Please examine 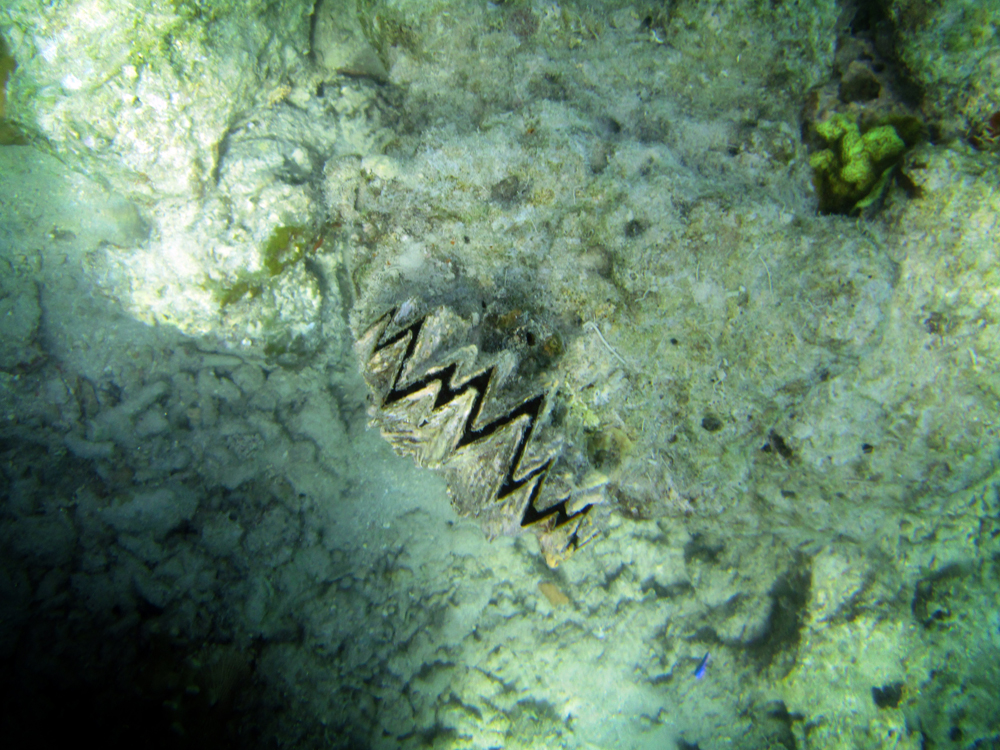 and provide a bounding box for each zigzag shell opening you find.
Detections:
[355,300,610,567]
